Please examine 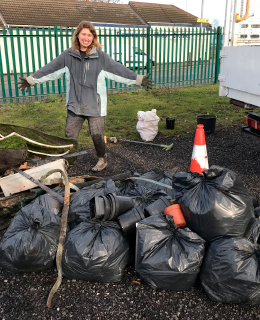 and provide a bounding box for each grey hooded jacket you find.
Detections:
[26,47,144,117]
